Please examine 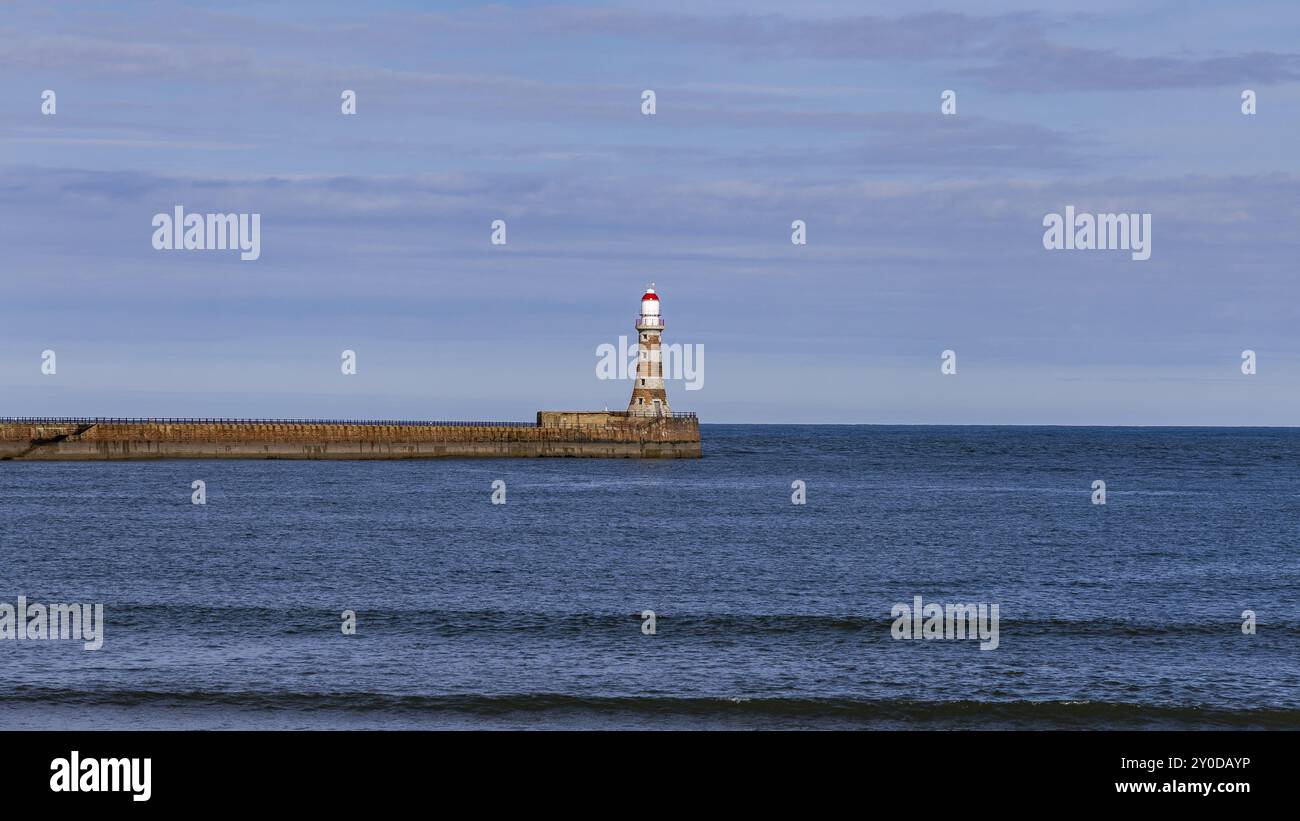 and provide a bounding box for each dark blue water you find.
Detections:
[1,426,1297,729]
